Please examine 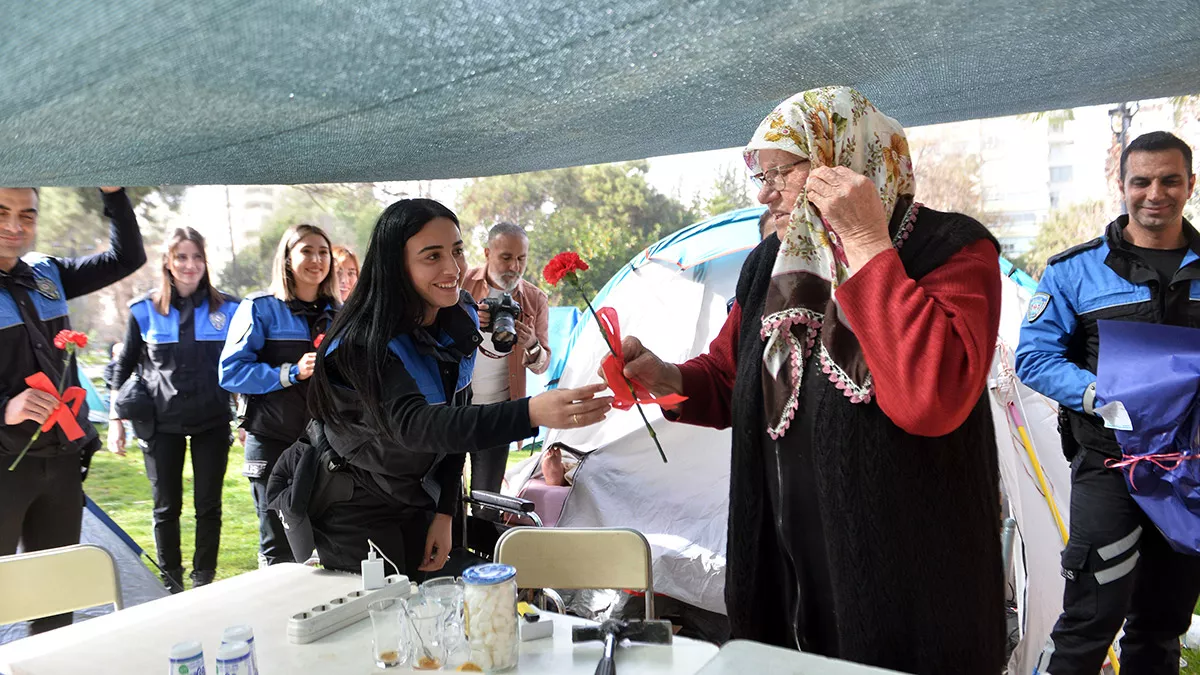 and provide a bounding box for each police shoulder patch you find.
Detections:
[209,311,228,331]
[1027,292,1051,322]
[34,276,61,301]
